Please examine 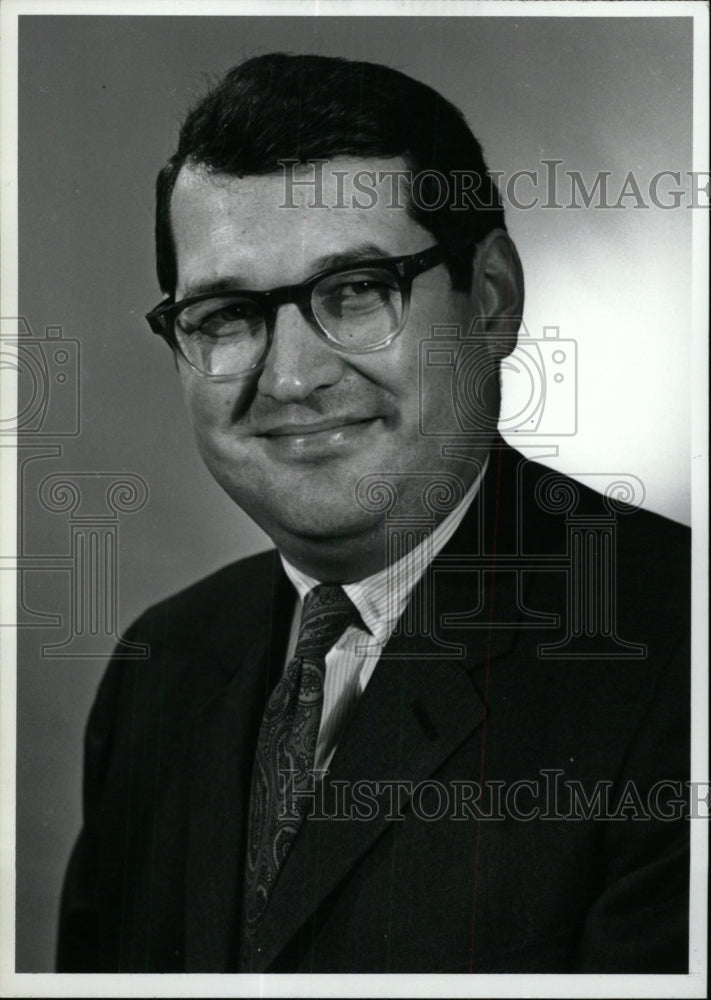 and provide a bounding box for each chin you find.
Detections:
[218,475,369,539]
[270,505,375,545]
